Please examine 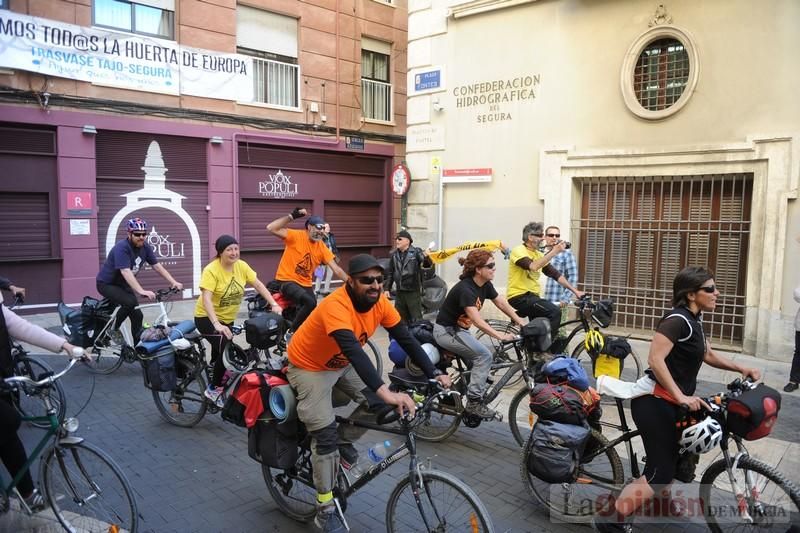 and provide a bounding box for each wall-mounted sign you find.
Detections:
[391,164,411,196]
[442,168,493,183]
[66,191,93,216]
[258,170,298,199]
[430,156,442,178]
[453,74,540,124]
[408,65,446,96]
[345,136,365,151]
[407,125,445,152]
[69,219,90,235]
